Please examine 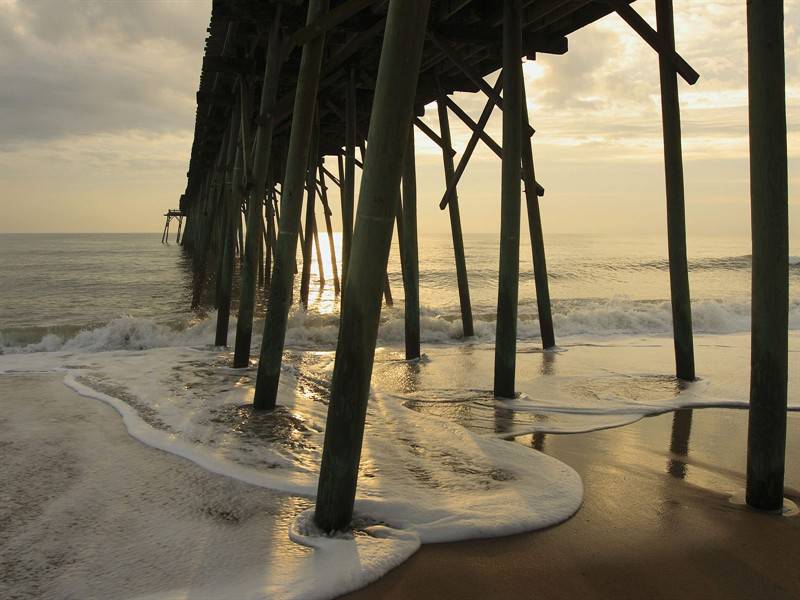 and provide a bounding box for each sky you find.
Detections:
[0,0,797,240]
